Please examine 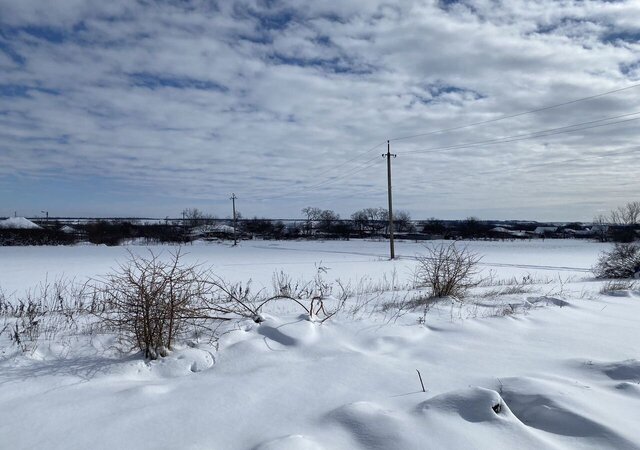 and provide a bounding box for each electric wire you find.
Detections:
[402,112,640,155]
[390,82,640,142]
